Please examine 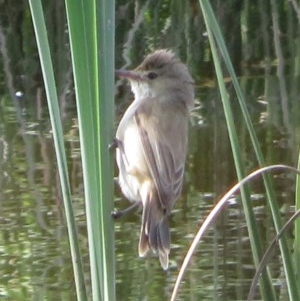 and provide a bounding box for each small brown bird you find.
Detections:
[115,49,194,269]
